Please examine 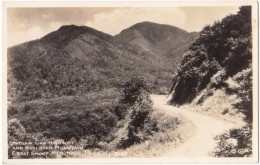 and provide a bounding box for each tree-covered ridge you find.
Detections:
[170,6,252,111]
[7,24,177,102]
[114,21,199,67]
